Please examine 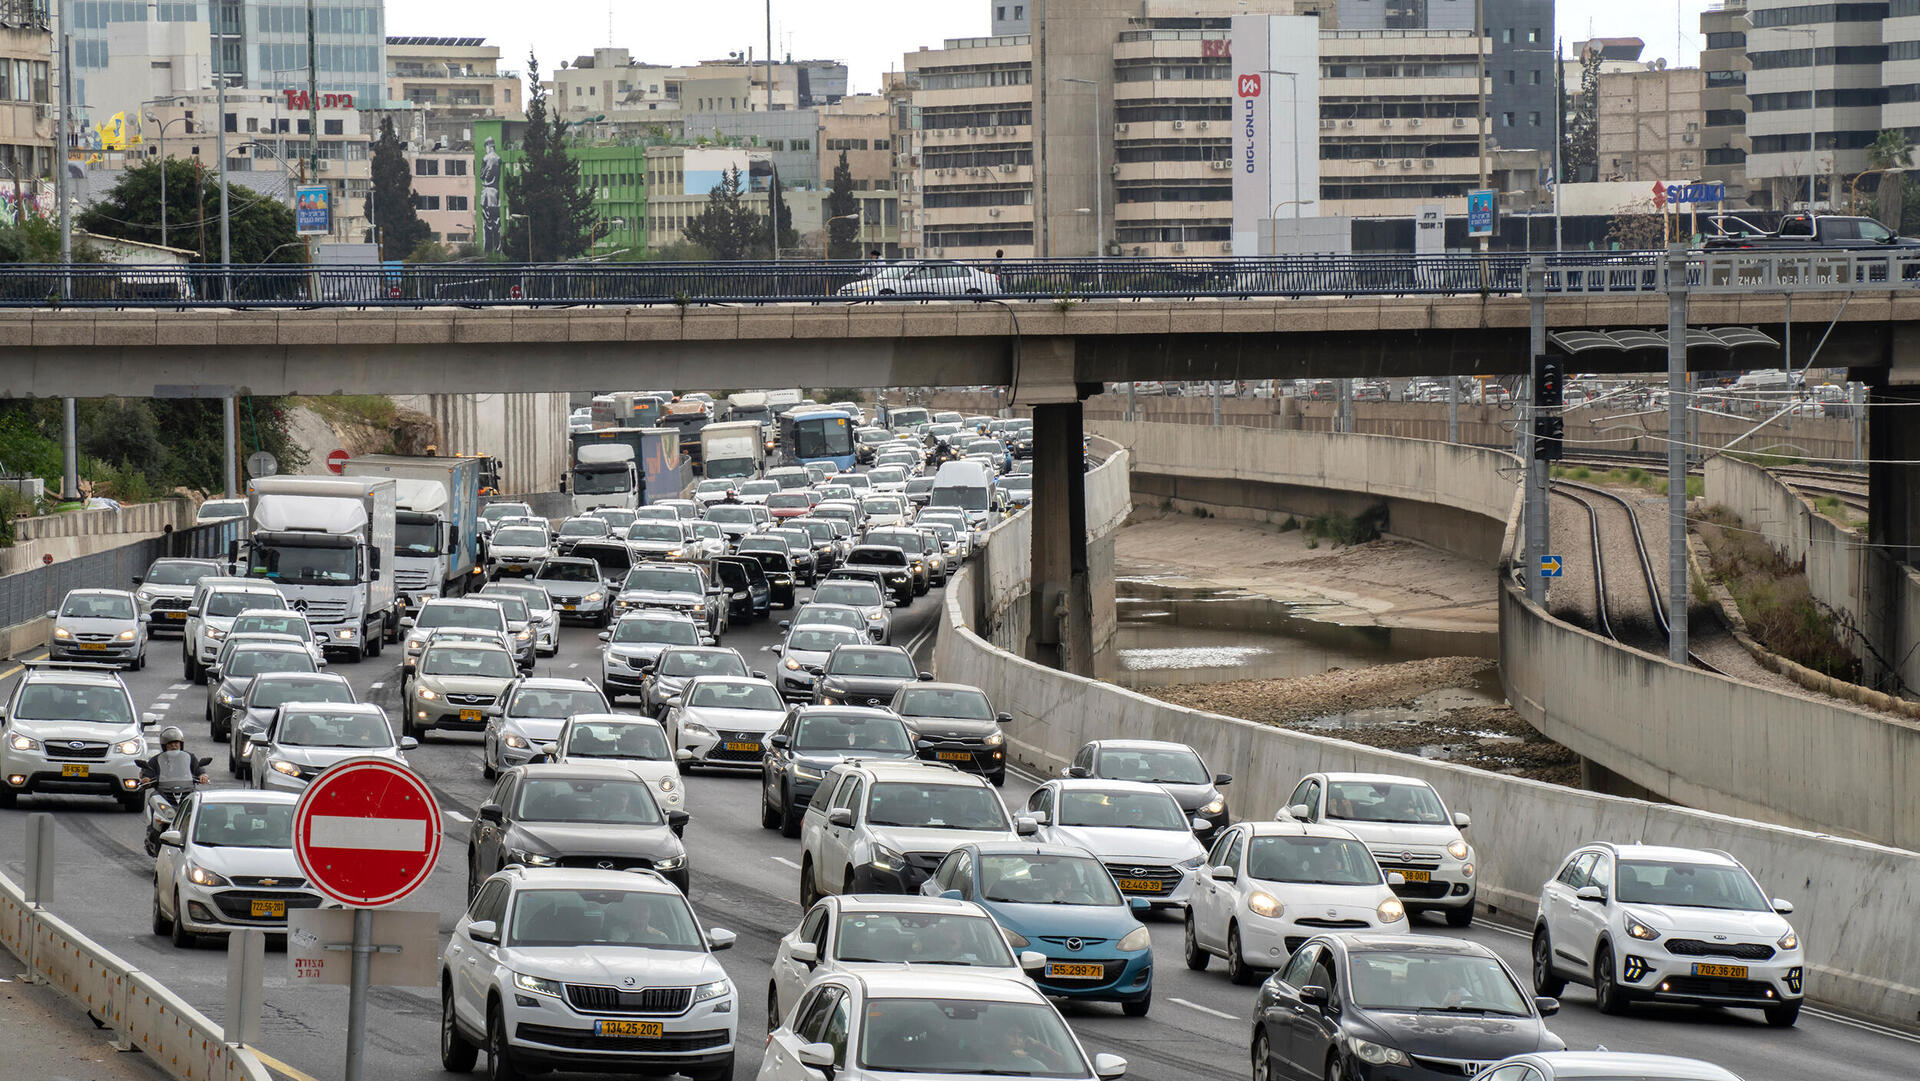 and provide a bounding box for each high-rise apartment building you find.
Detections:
[1743,0,1885,208]
[1337,0,1553,153]
[0,0,53,187]
[1700,2,1752,202]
